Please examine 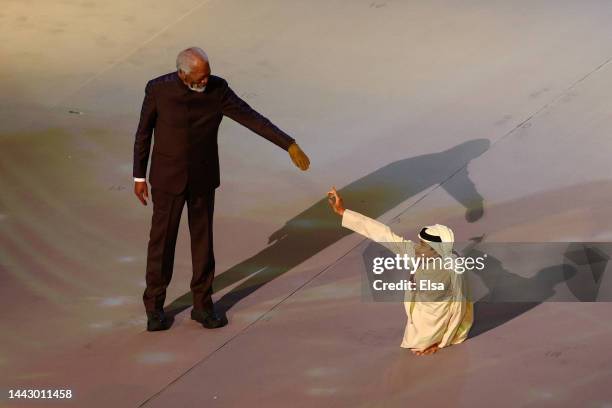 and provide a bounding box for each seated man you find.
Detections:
[327,187,473,355]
